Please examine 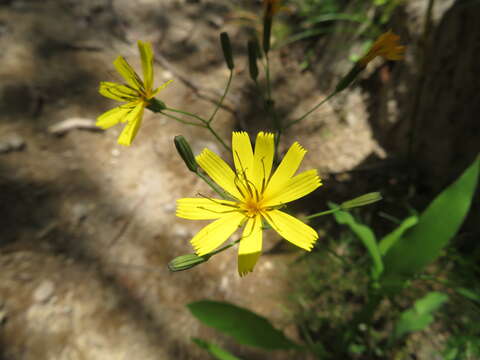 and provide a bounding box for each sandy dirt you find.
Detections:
[0,1,384,359]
